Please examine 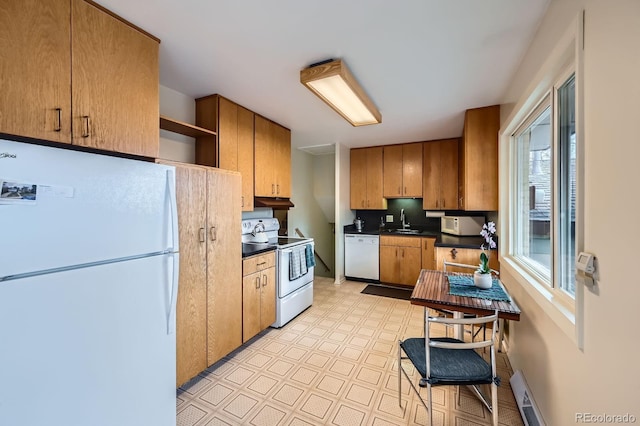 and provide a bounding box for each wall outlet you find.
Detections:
[386,215,394,222]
